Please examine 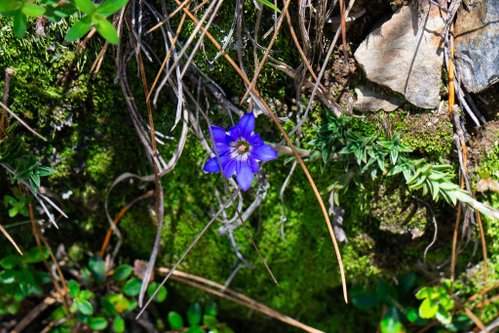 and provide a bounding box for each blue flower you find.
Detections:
[203,113,278,191]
